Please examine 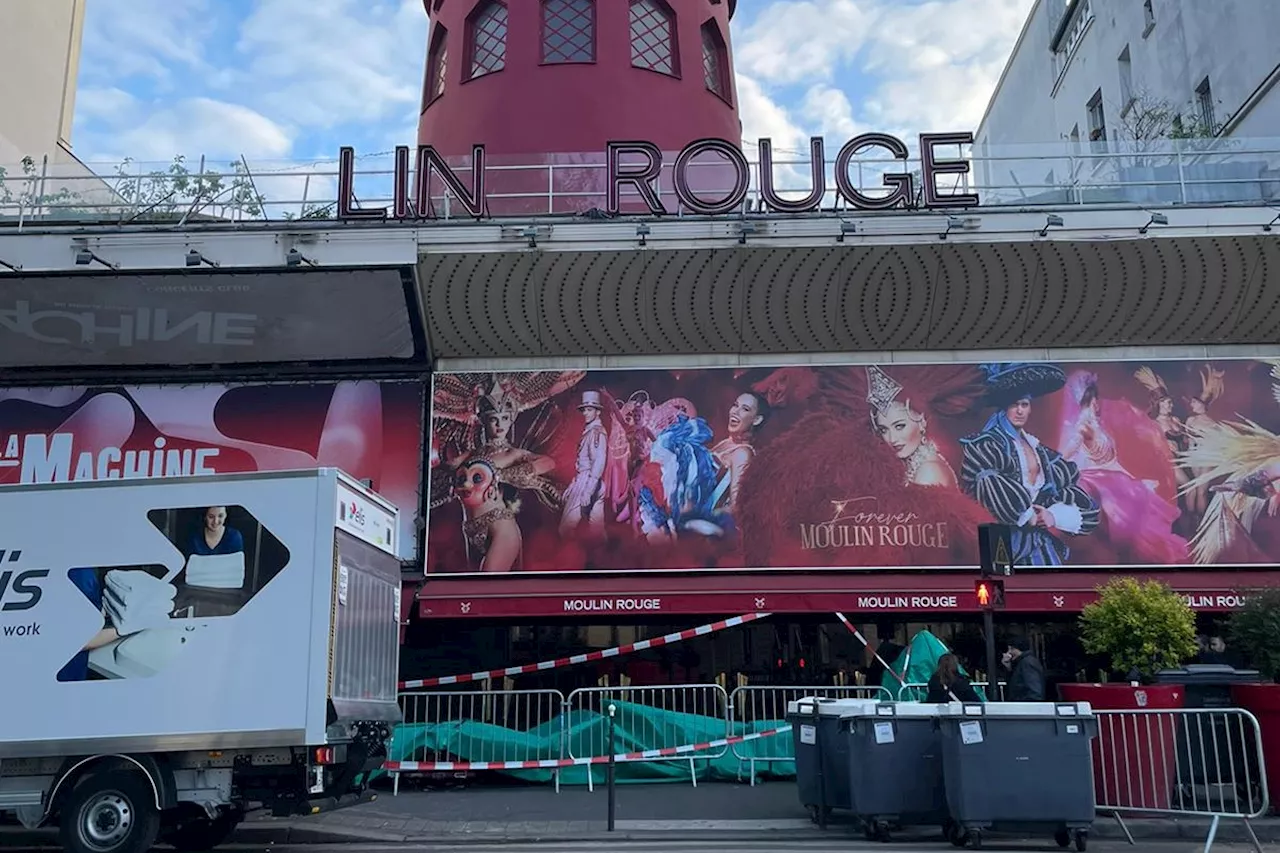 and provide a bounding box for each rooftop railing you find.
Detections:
[1,136,1277,227]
